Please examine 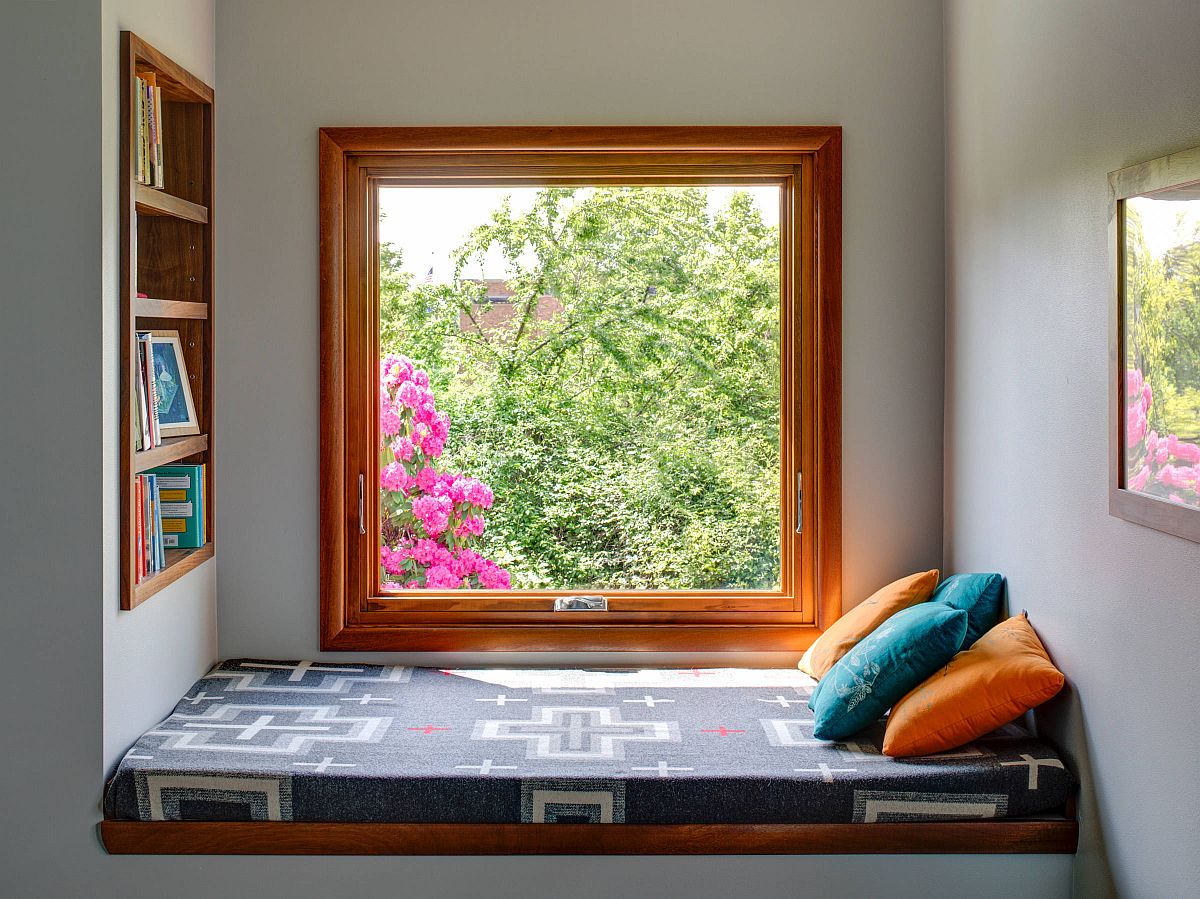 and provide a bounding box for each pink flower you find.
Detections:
[1156,465,1199,491]
[424,564,461,590]
[1141,381,1153,411]
[416,466,440,492]
[380,545,410,576]
[391,435,415,461]
[380,462,413,494]
[397,381,424,410]
[379,404,403,438]
[1126,368,1143,398]
[1128,464,1151,492]
[463,478,494,509]
[376,356,510,592]
[453,549,481,578]
[431,412,450,441]
[1168,435,1200,464]
[412,494,452,536]
[477,560,511,590]
[411,538,439,566]
[455,516,486,538]
[1126,403,1147,446]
